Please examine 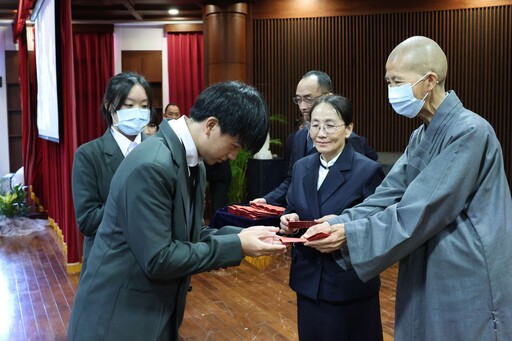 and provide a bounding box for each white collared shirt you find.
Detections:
[110,127,142,157]
[317,151,342,190]
[167,116,200,168]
